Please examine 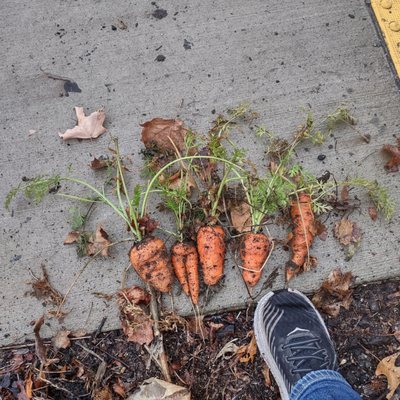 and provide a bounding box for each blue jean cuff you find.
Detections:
[290,370,358,400]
